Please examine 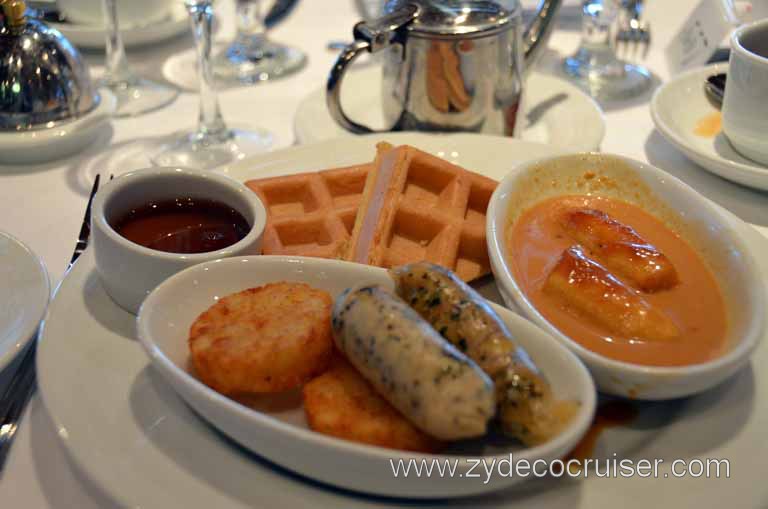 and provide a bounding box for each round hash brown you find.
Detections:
[189,282,333,395]
[302,354,442,453]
